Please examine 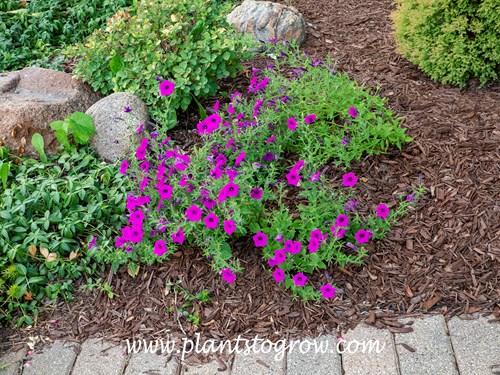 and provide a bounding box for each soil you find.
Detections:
[2,0,499,355]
